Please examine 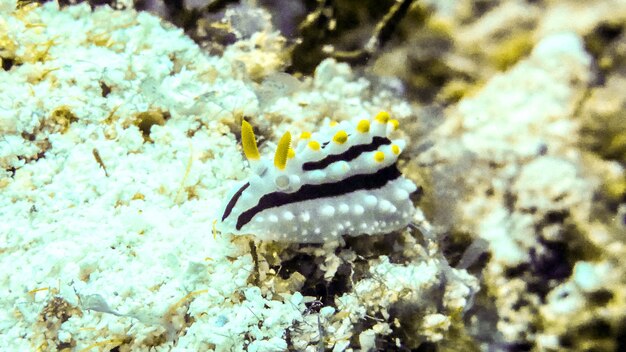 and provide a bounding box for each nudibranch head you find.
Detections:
[218,112,418,243]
